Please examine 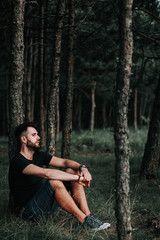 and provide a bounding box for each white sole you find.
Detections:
[93,223,111,231]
